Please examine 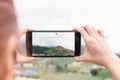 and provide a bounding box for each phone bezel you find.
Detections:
[26,30,81,57]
